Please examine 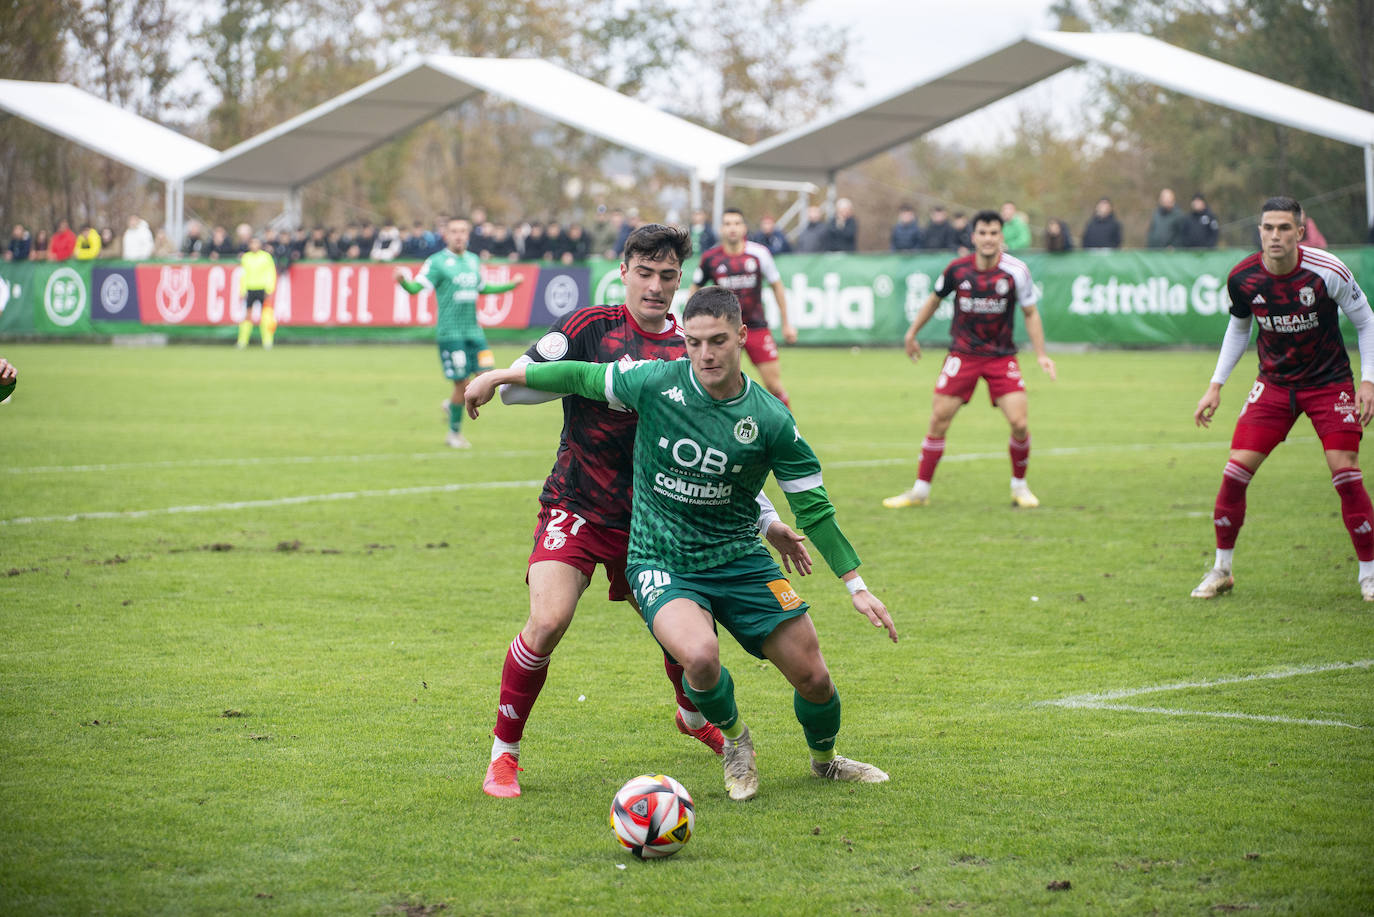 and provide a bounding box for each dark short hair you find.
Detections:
[1261,196,1302,220]
[622,223,692,265]
[683,286,741,326]
[723,207,744,218]
[972,209,1003,230]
